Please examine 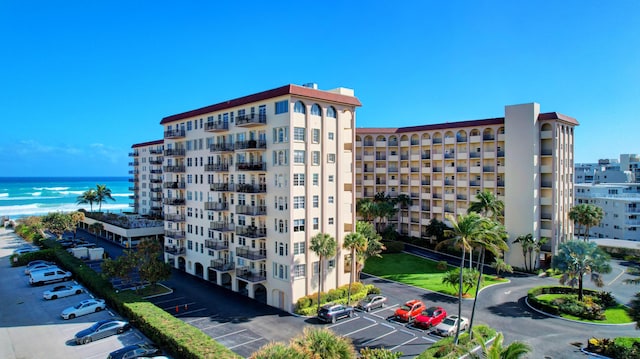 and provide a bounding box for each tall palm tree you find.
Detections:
[437,212,485,345]
[355,221,385,280]
[76,189,97,213]
[95,184,115,213]
[513,234,534,271]
[479,332,532,359]
[310,232,337,313]
[569,203,604,240]
[467,189,504,221]
[356,198,376,223]
[343,232,367,304]
[551,240,612,301]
